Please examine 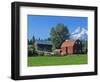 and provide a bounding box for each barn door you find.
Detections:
[66,47,68,54]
